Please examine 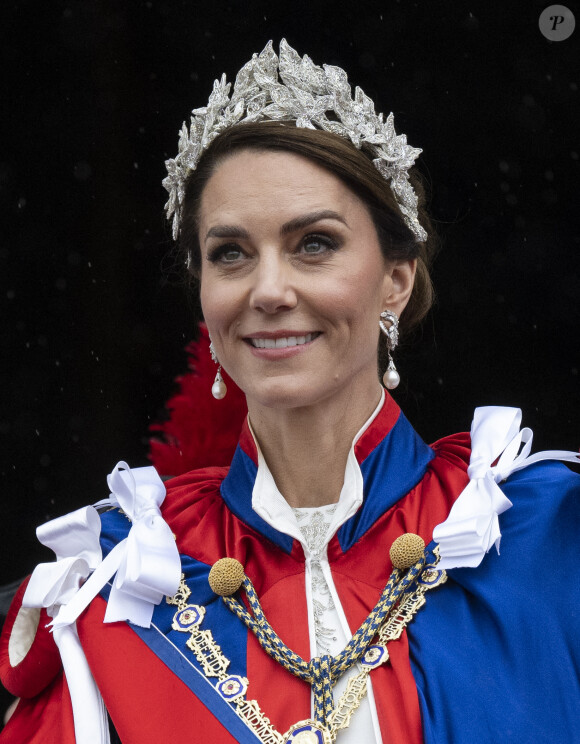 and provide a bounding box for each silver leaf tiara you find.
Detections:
[163,39,427,243]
